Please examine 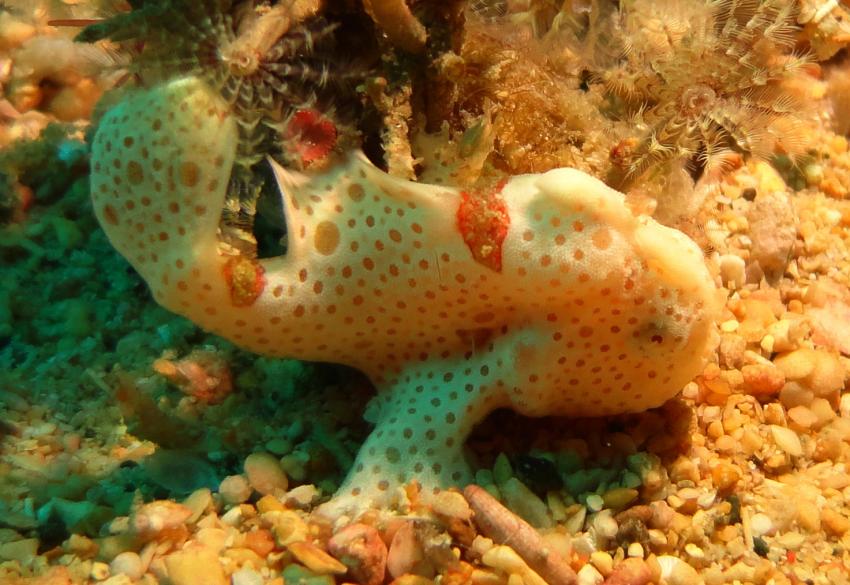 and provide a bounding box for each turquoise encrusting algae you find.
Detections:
[2,1,850,584]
